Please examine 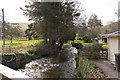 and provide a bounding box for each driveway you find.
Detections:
[92,59,120,78]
